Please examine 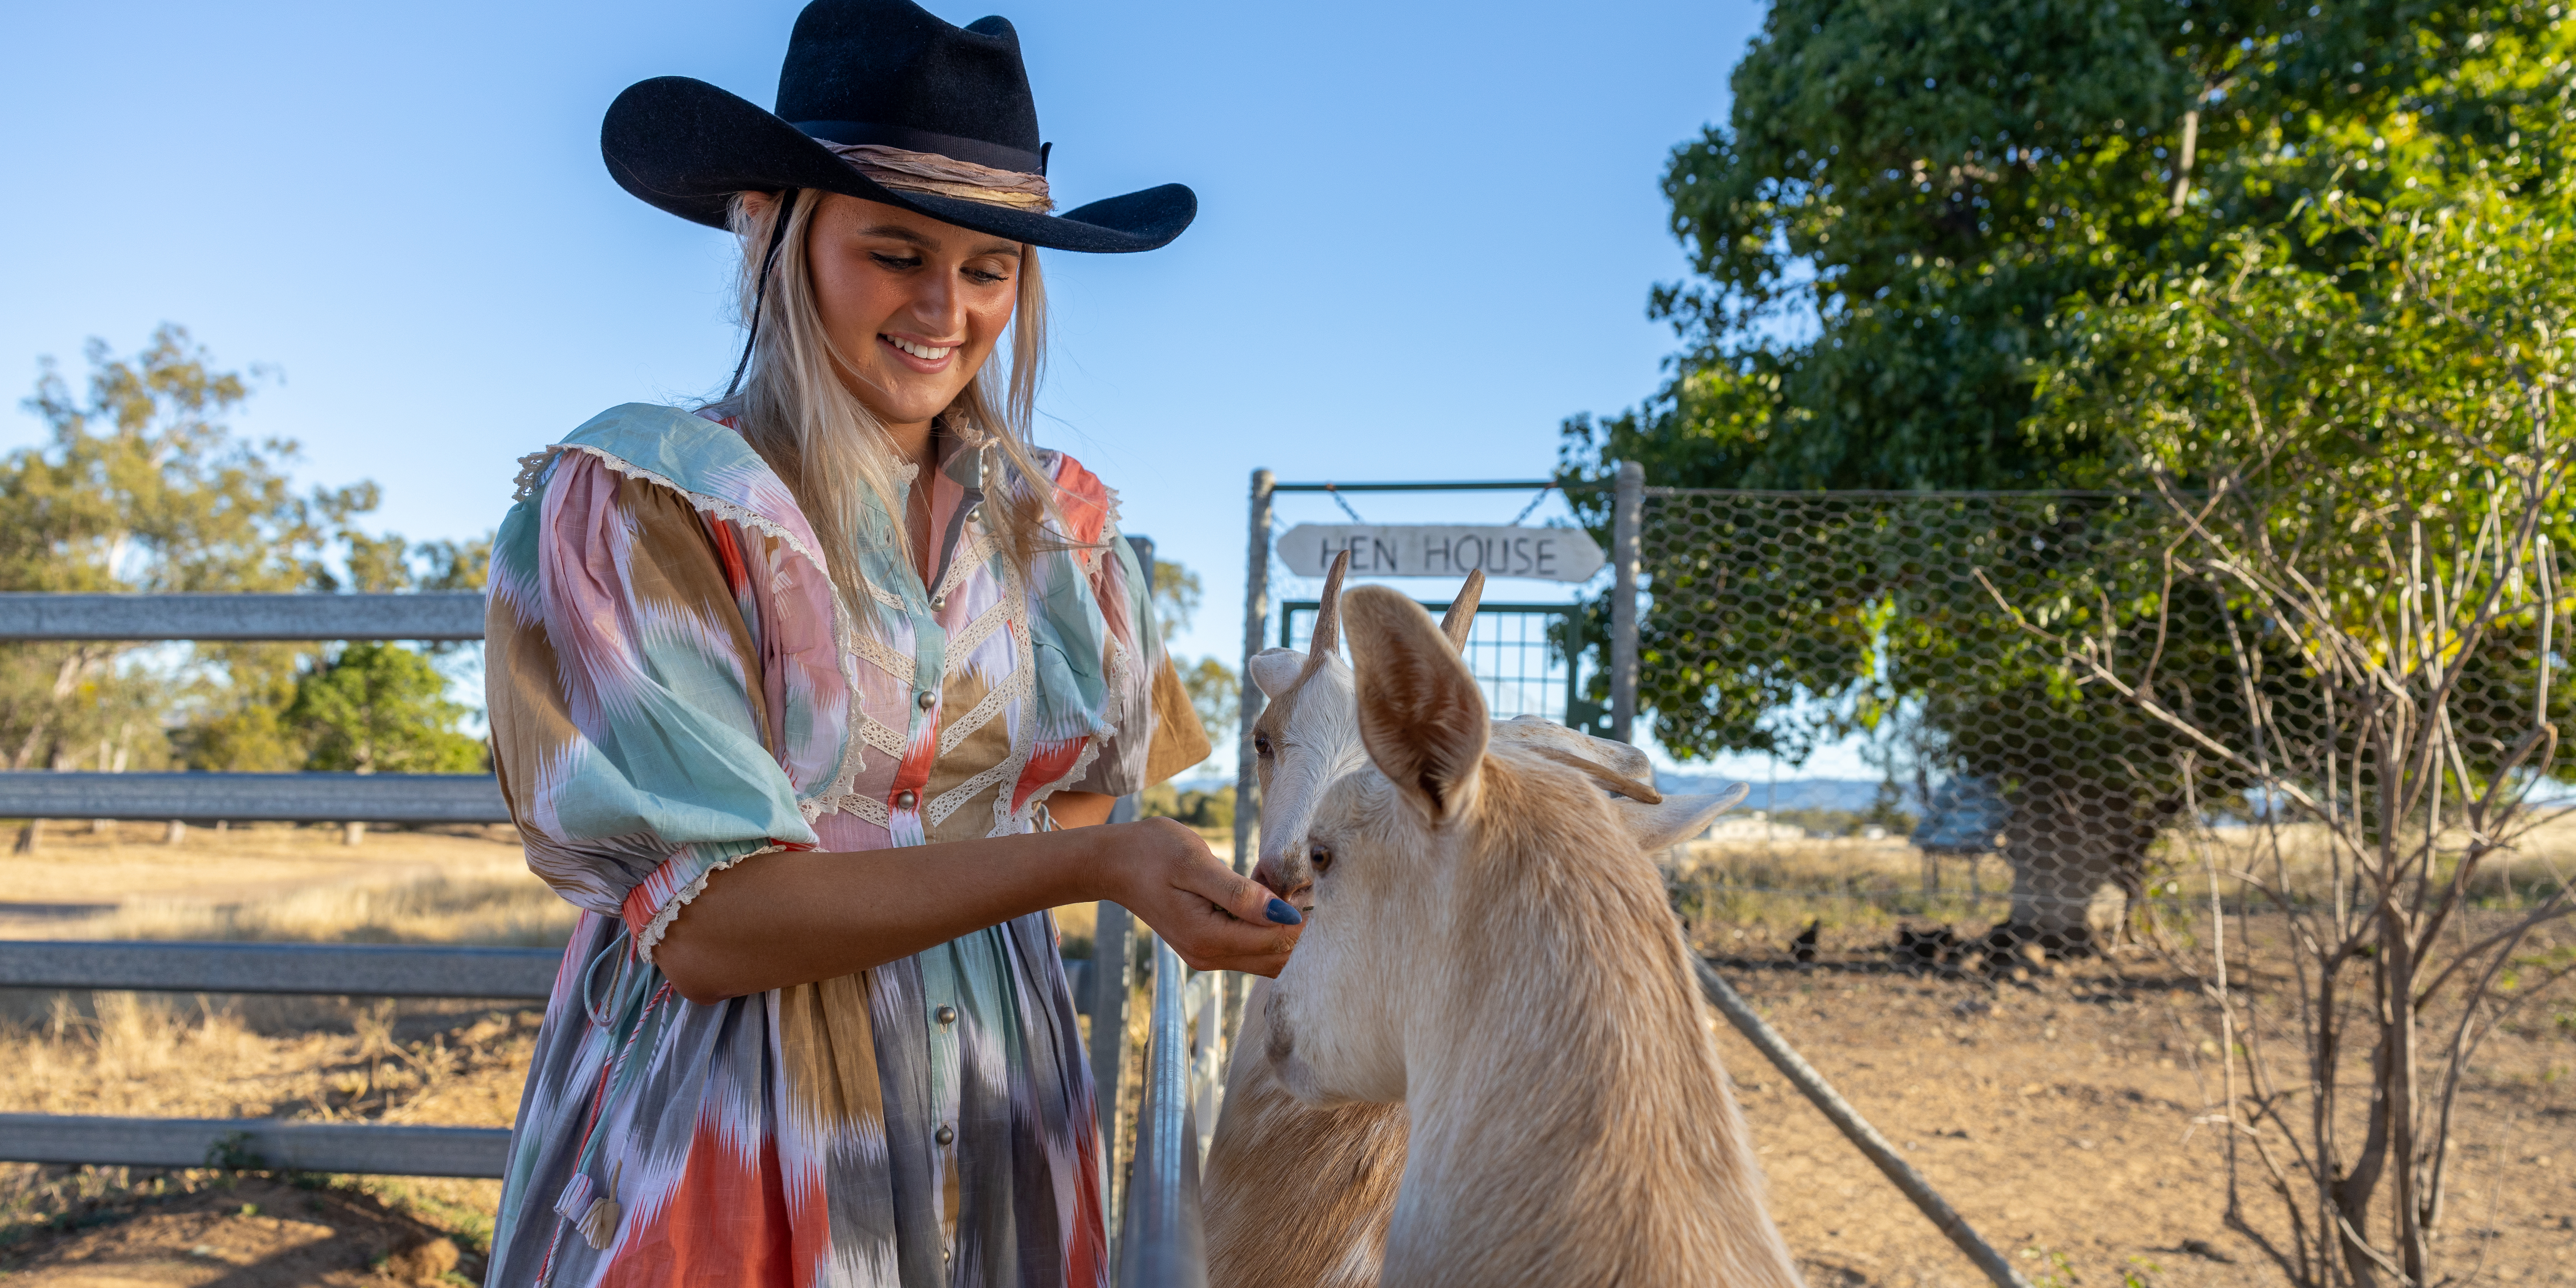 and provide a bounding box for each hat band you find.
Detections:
[792,121,1044,175]
[821,141,1055,214]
